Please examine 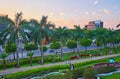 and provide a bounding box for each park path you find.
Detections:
[0,54,120,75]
